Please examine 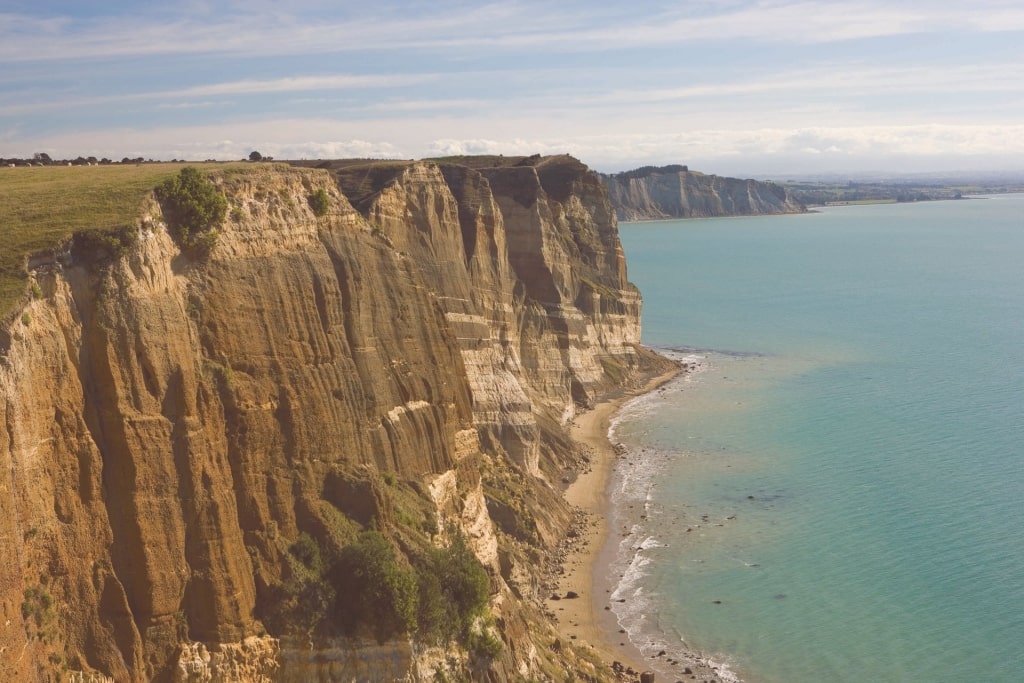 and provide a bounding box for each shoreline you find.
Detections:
[552,361,736,682]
